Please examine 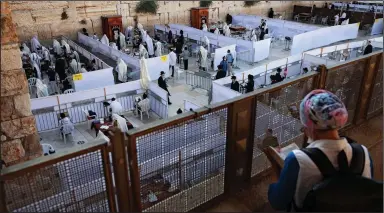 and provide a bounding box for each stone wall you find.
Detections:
[1,2,42,166]
[9,1,327,42]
